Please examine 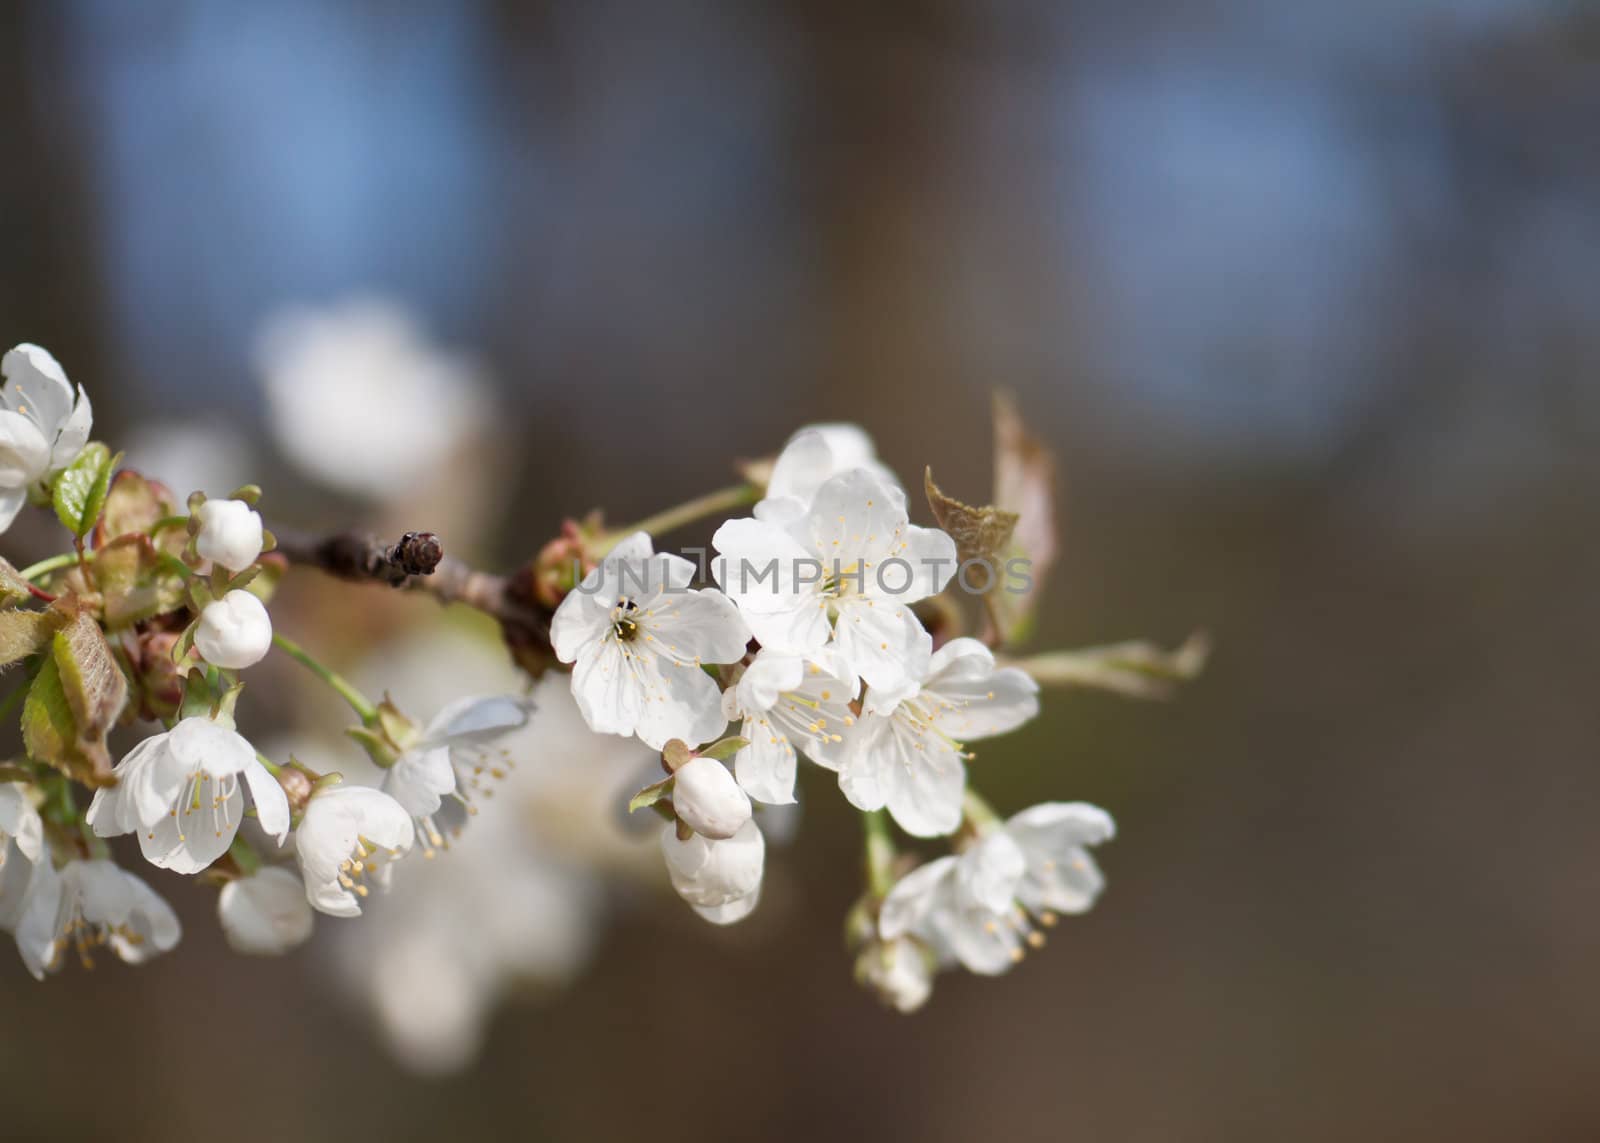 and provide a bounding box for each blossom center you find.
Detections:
[611,596,643,642]
[337,835,398,899]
